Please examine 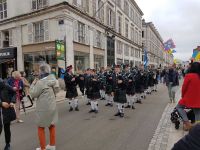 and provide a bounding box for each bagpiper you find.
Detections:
[98,67,106,100]
[87,69,101,113]
[125,69,136,109]
[64,65,79,112]
[105,67,114,107]
[84,68,92,105]
[112,65,127,118]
